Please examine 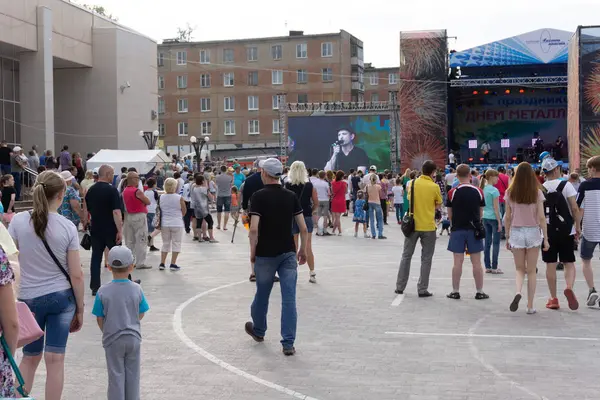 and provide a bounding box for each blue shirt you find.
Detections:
[58,185,81,226]
[482,184,500,220]
[233,172,246,189]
